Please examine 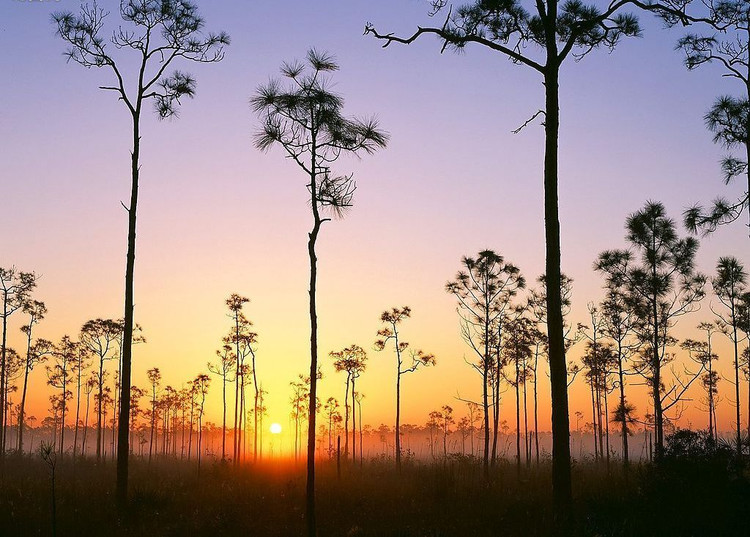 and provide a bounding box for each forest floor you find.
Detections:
[0,450,748,537]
